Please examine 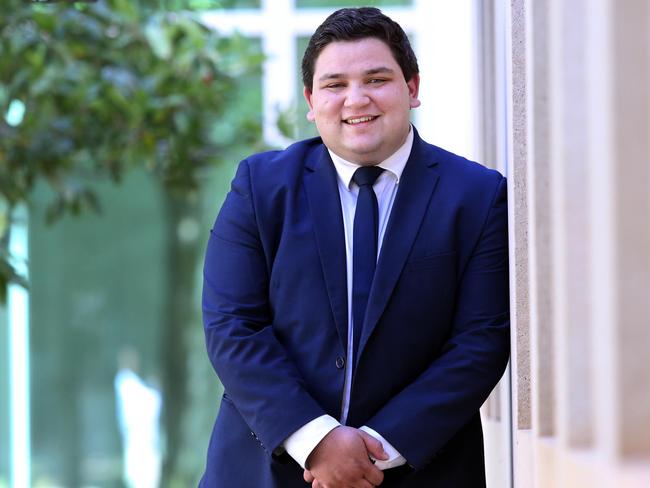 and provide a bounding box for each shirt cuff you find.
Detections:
[283,415,340,469]
[359,425,407,470]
